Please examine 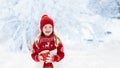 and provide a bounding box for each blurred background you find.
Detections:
[0,0,120,68]
[0,0,120,52]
